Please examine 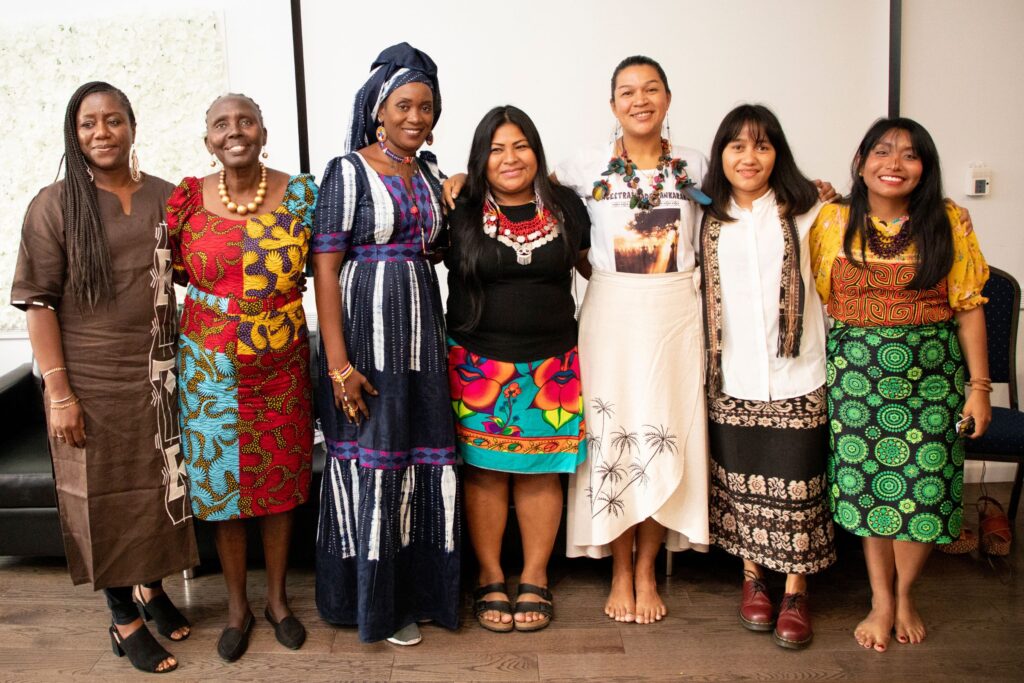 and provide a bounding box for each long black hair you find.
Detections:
[702,104,817,222]
[610,55,671,101]
[843,117,951,290]
[450,105,575,332]
[61,81,136,309]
